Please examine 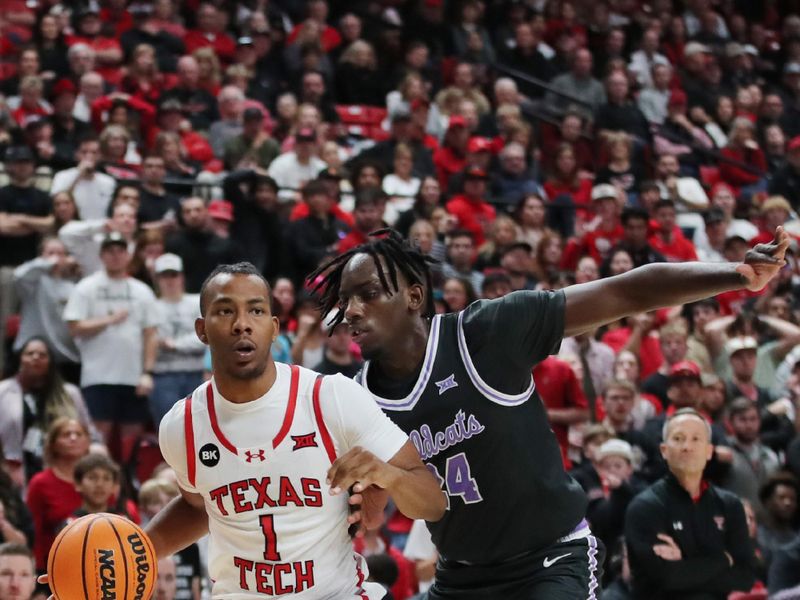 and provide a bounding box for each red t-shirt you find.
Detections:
[26,469,82,570]
[66,35,124,85]
[533,356,588,469]
[183,30,236,64]
[338,229,369,254]
[648,228,698,262]
[445,195,496,247]
[433,146,467,190]
[290,203,356,228]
